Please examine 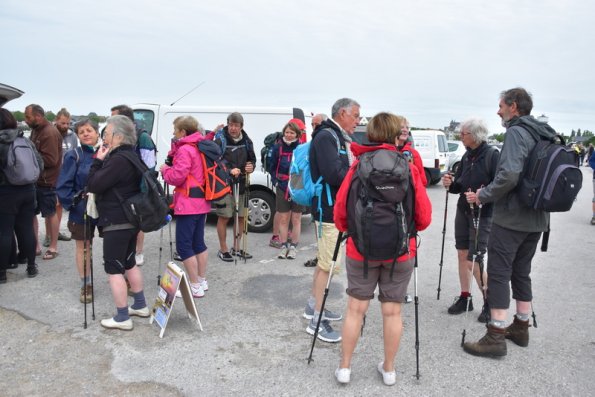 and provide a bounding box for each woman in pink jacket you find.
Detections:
[160,116,211,298]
